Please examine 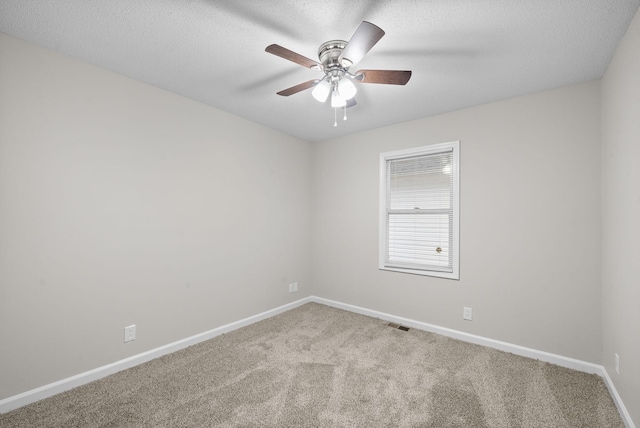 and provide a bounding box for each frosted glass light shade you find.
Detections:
[331,89,346,108]
[312,79,331,102]
[338,78,357,100]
